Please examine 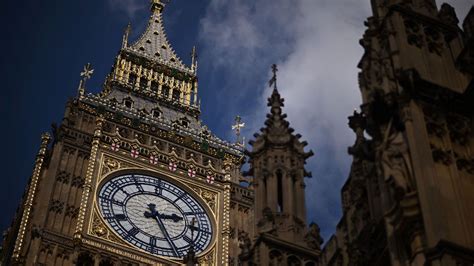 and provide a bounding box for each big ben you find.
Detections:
[1,0,247,264]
